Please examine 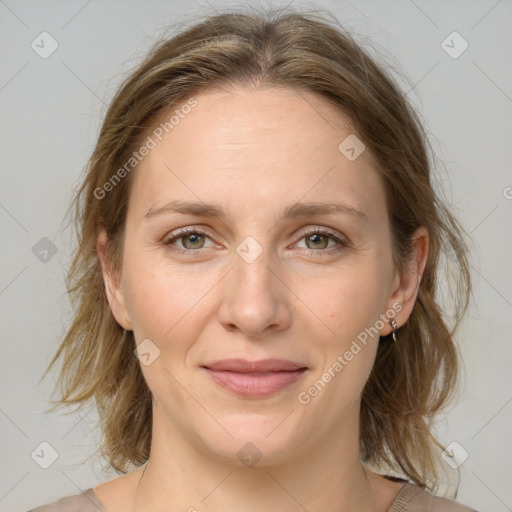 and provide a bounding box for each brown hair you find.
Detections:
[41,5,471,491]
